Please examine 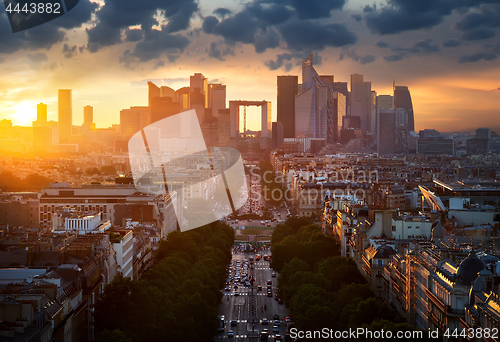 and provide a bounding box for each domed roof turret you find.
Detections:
[456,250,486,286]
